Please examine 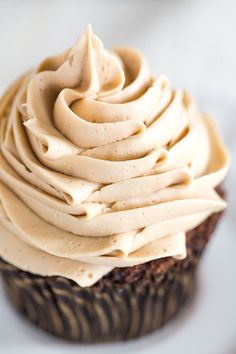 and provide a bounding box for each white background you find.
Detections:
[0,1,235,353]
